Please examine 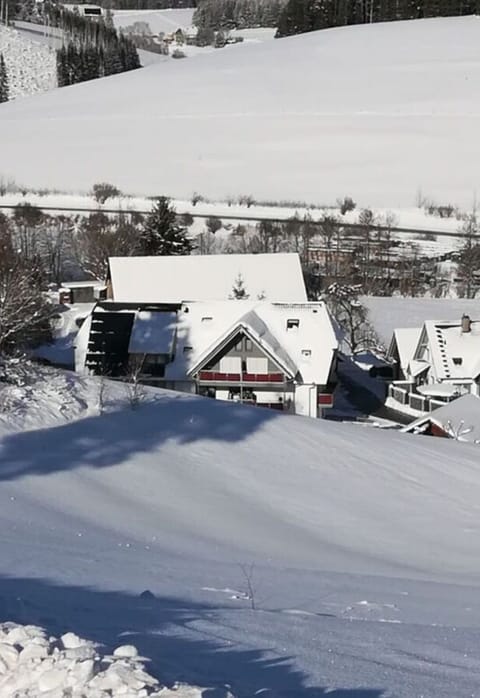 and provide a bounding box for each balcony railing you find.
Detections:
[198,371,284,383]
